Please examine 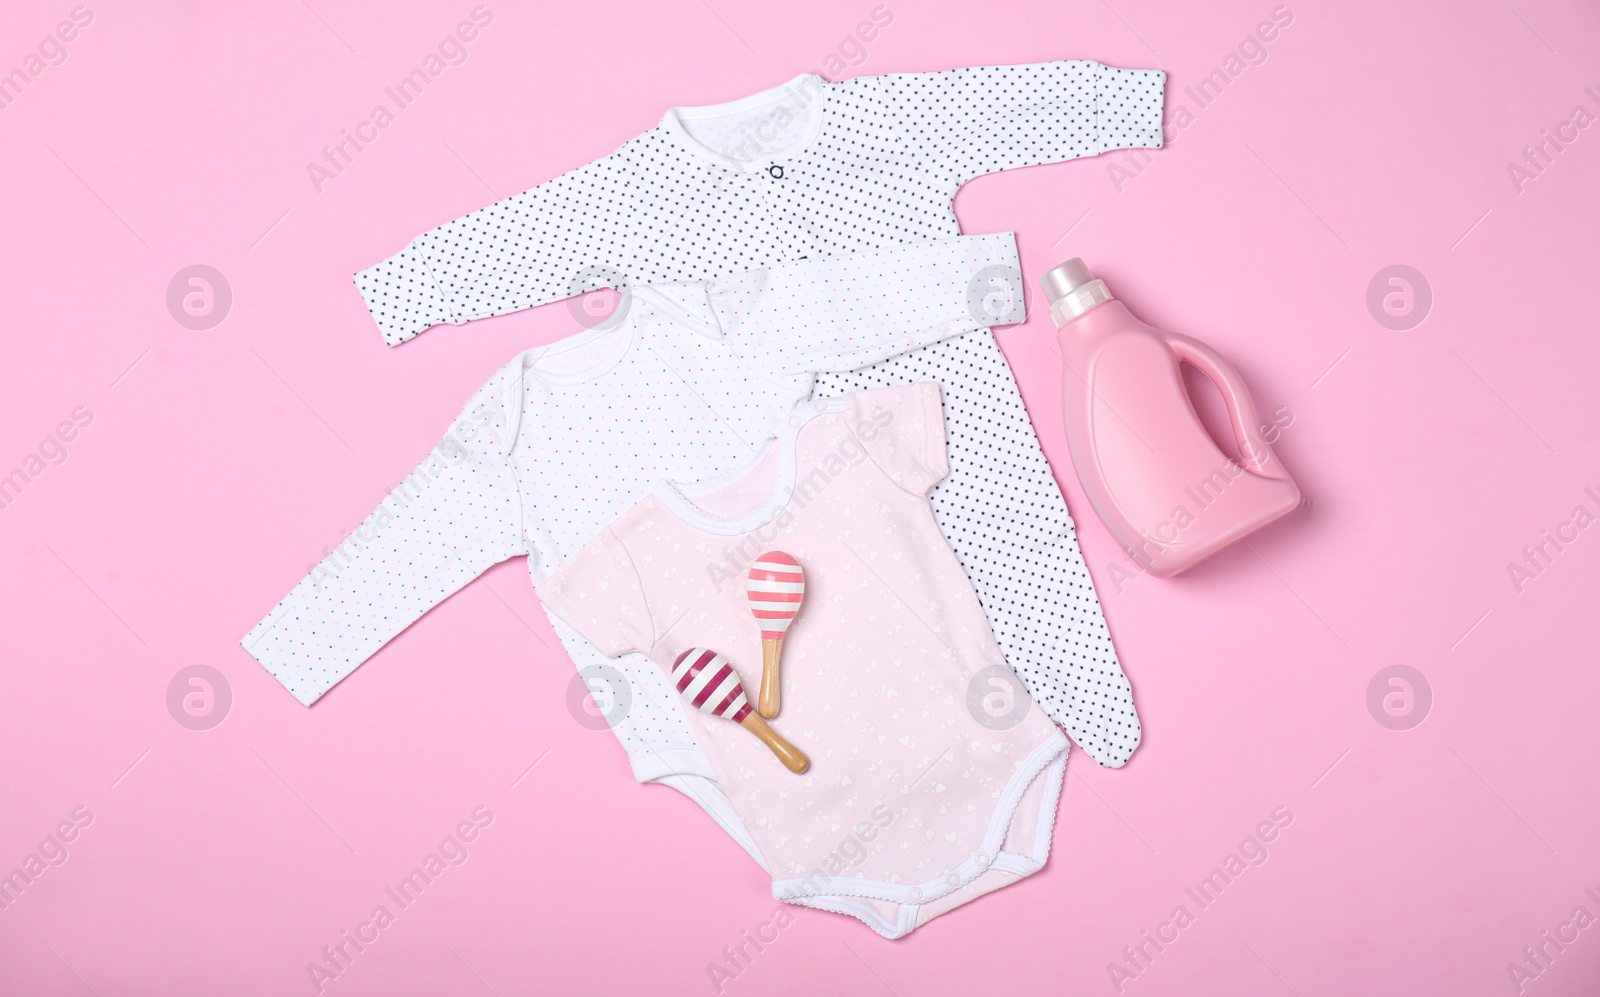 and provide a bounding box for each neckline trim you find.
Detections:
[520,300,636,386]
[660,74,828,172]
[654,398,843,534]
